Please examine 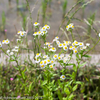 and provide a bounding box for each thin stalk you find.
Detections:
[56,0,83,36]
[83,38,100,55]
[70,30,74,42]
